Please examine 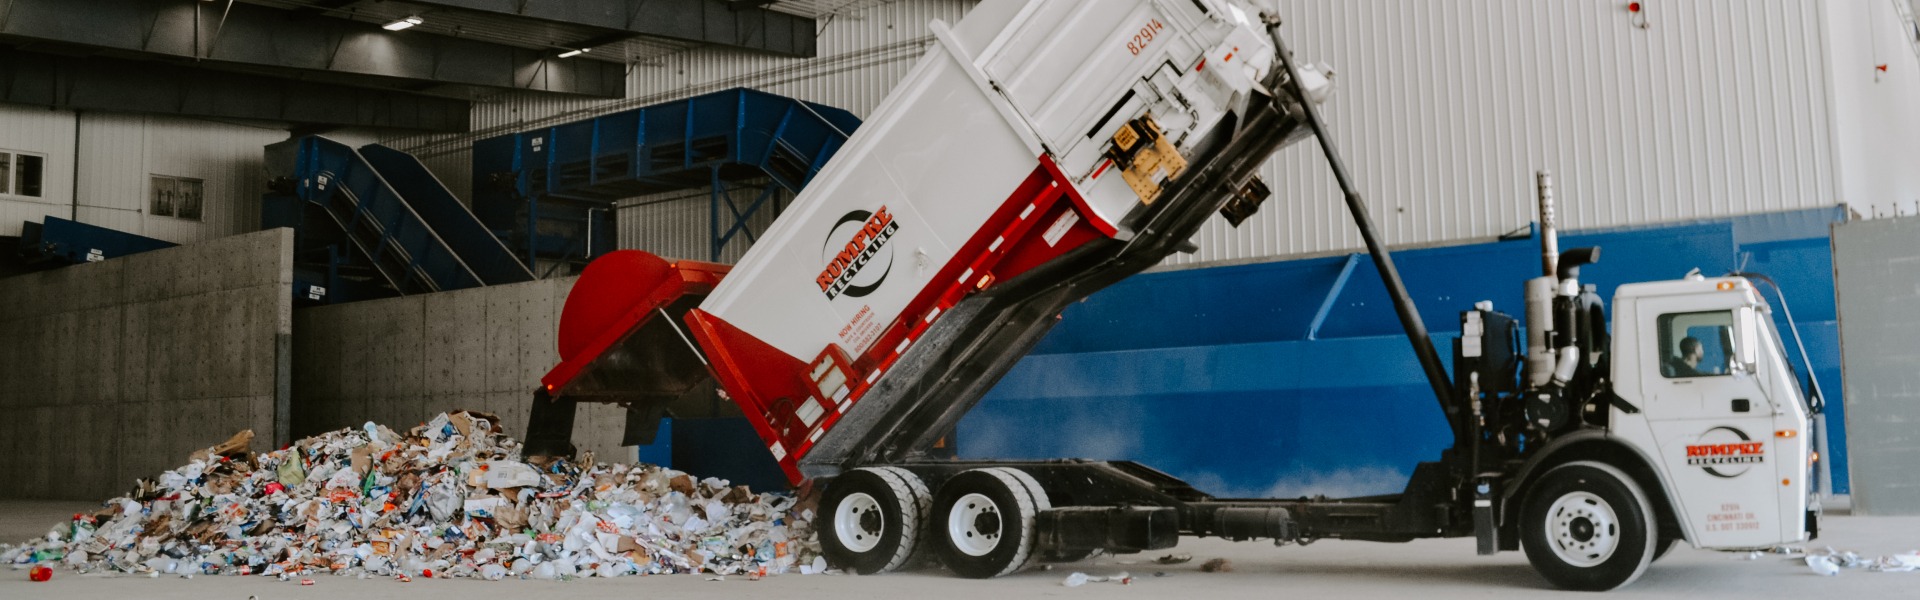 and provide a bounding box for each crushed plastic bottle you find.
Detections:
[1878,552,1920,573]
[1807,555,1840,576]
